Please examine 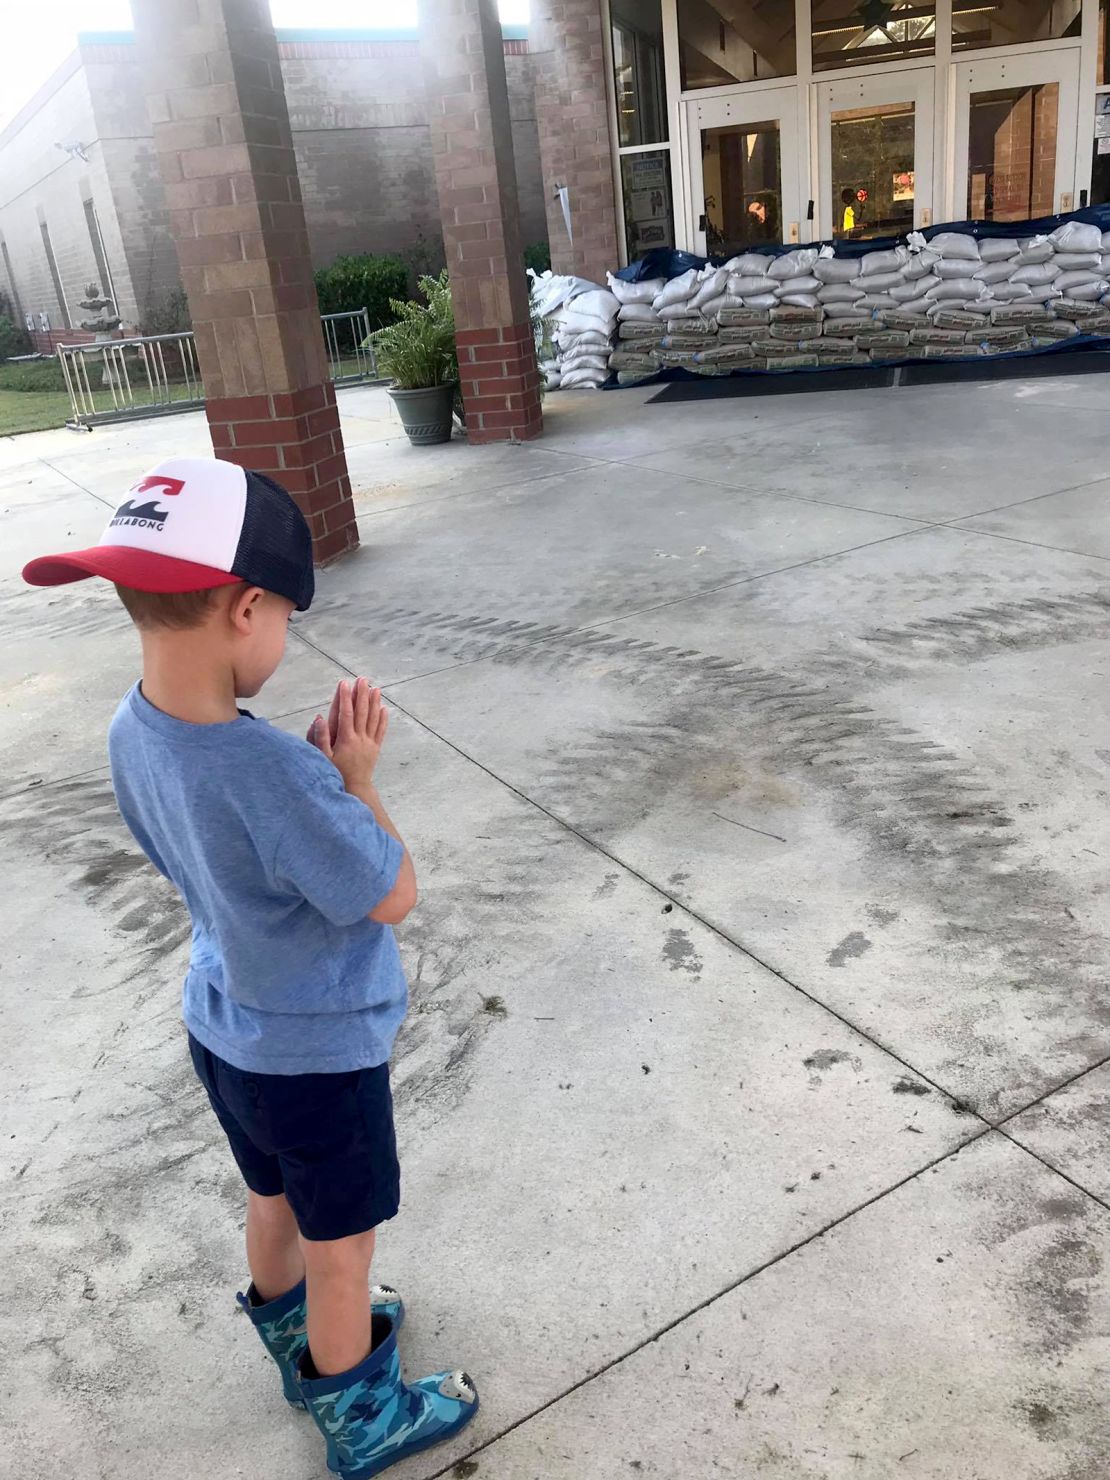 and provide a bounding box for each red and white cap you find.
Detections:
[22,456,314,610]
